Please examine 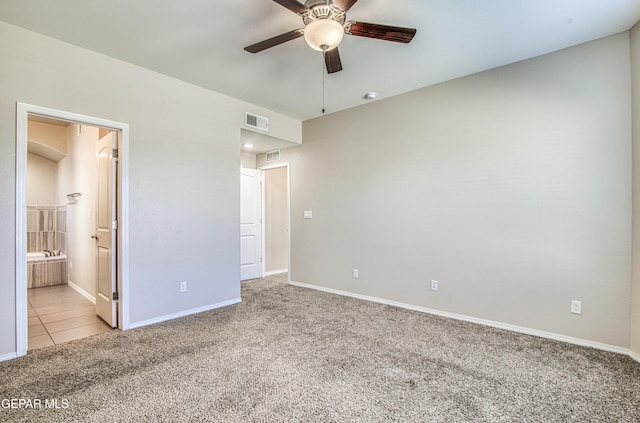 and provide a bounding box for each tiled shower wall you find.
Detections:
[27,205,68,288]
[27,205,67,252]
